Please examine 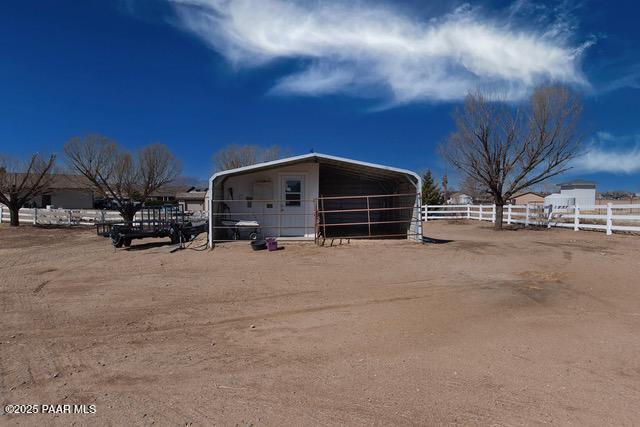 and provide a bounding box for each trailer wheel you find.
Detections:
[249,232,258,240]
[112,235,124,248]
[169,227,180,244]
